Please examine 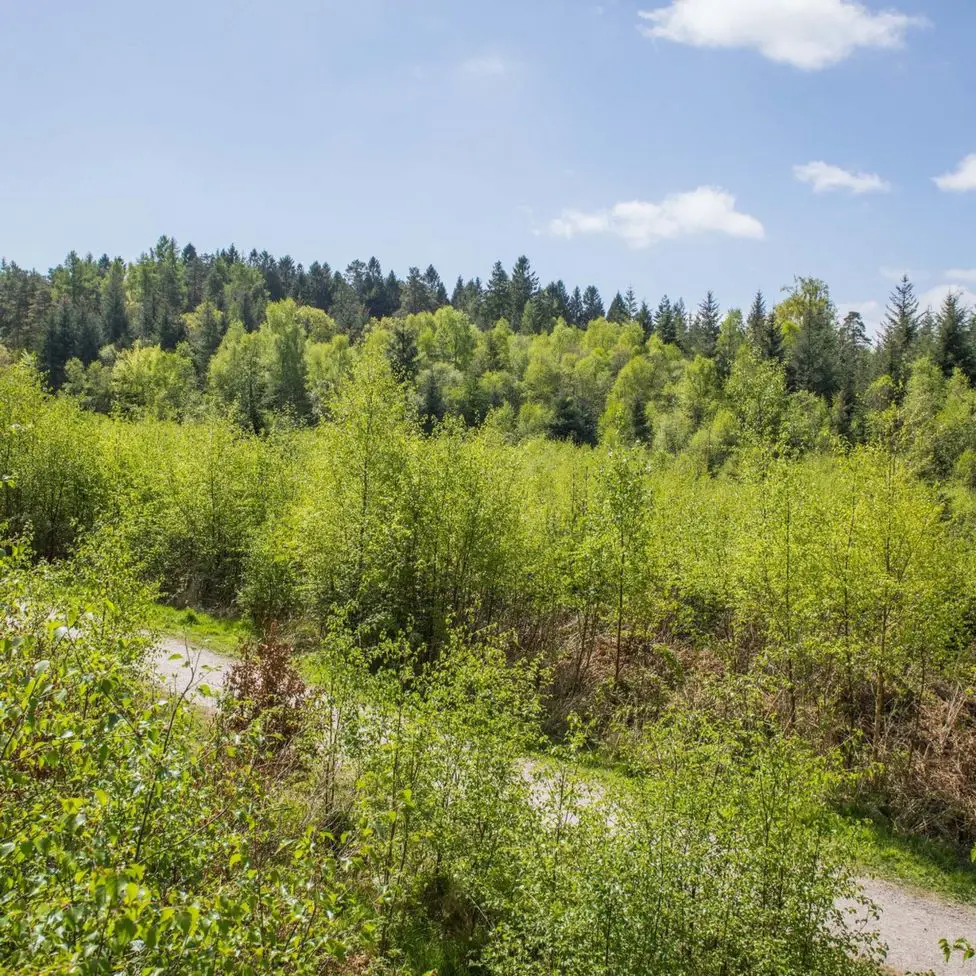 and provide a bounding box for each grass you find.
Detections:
[148,602,252,657]
[840,808,976,904]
